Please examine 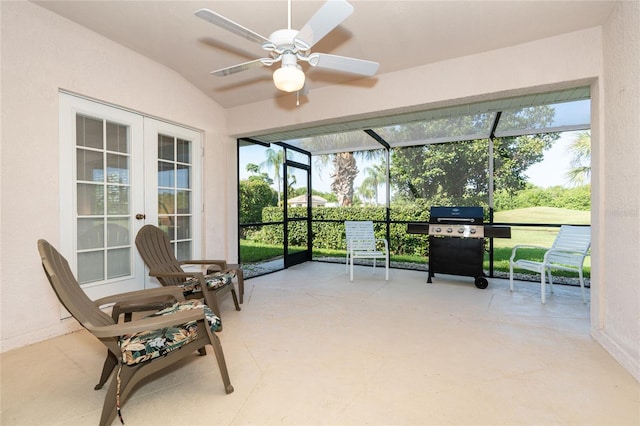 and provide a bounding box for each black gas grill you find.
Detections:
[407,206,511,289]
